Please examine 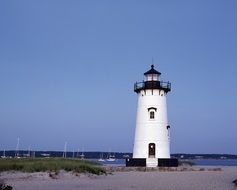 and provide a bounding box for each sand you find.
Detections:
[1,167,237,190]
